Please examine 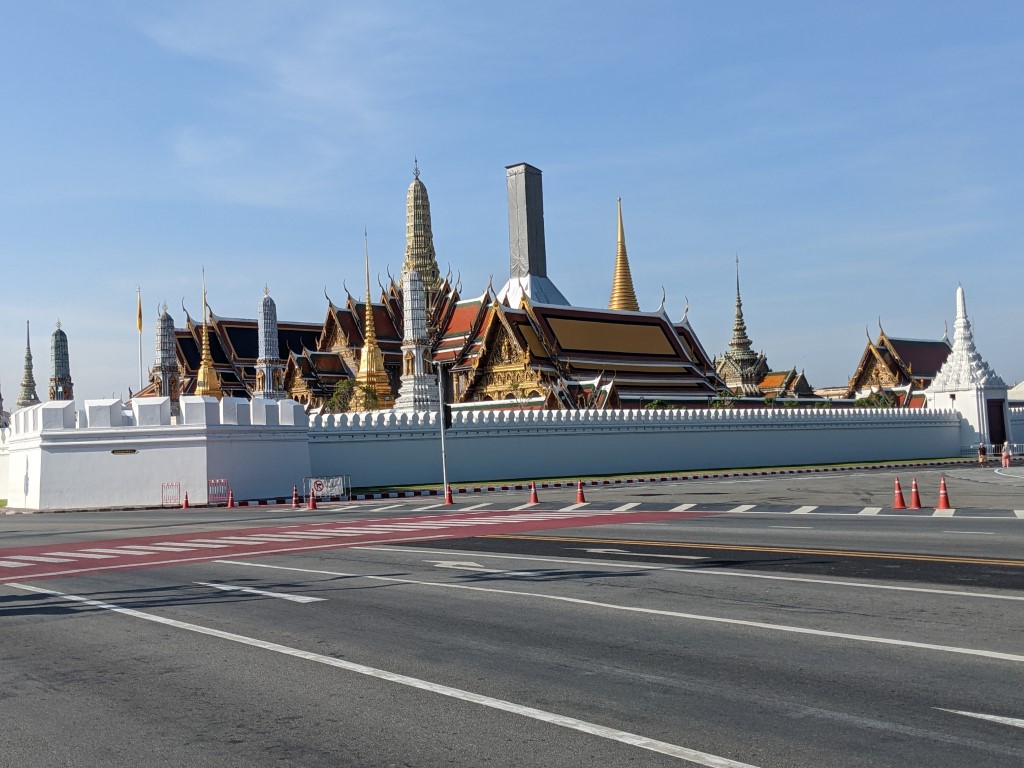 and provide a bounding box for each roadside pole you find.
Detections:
[438,366,449,494]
